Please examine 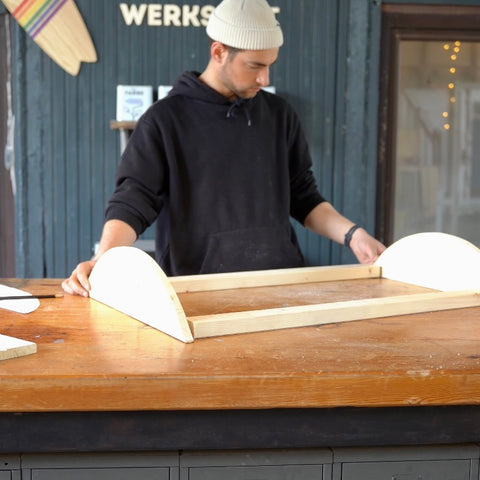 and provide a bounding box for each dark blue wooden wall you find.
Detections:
[7,0,475,278]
